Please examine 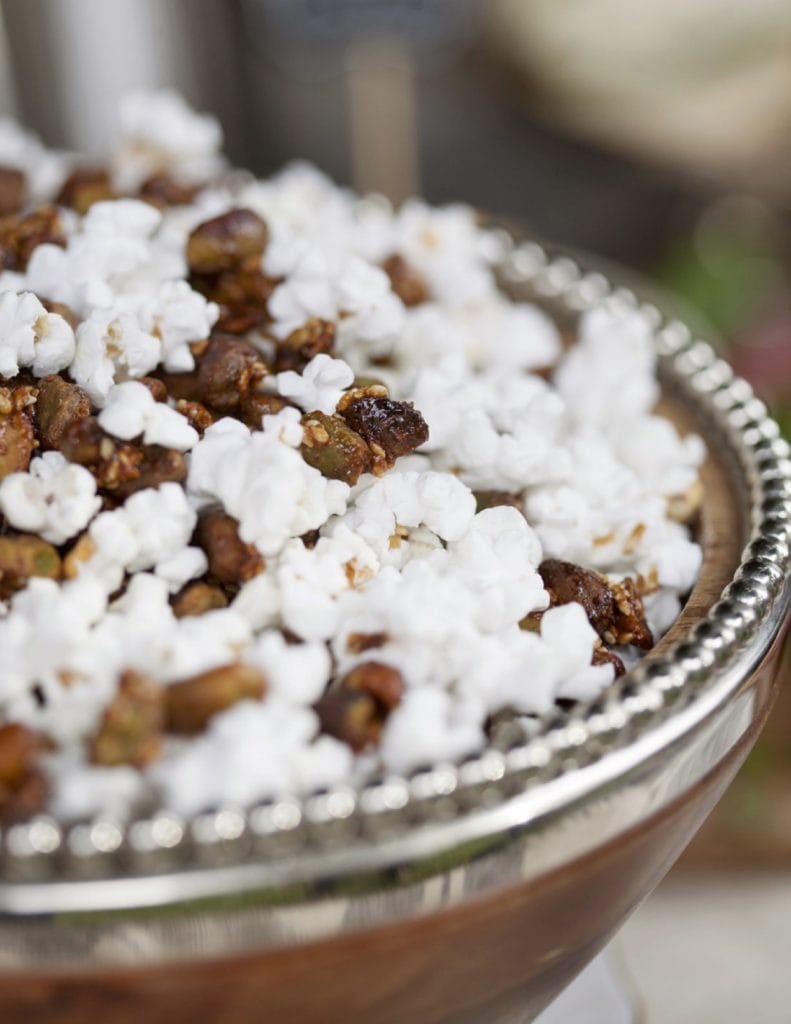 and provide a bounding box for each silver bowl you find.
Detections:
[1,237,789,1024]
